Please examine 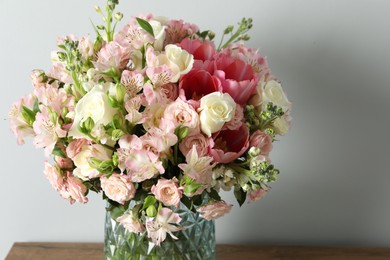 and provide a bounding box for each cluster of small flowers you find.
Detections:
[9,2,291,246]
